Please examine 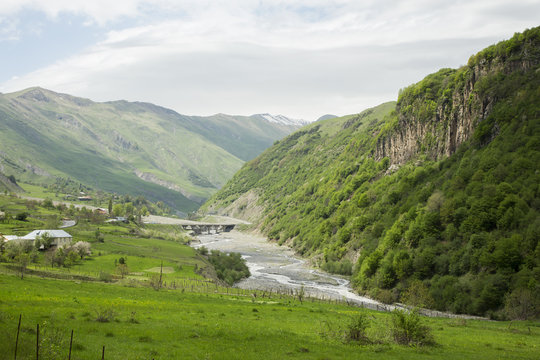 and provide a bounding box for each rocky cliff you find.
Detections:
[375,28,540,164]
